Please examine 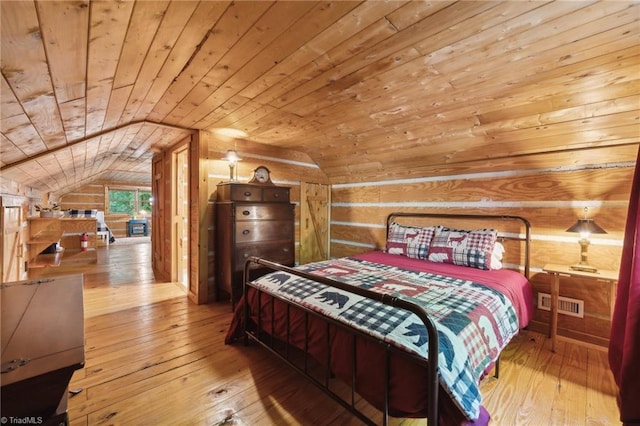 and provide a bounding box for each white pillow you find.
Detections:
[490,242,505,270]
